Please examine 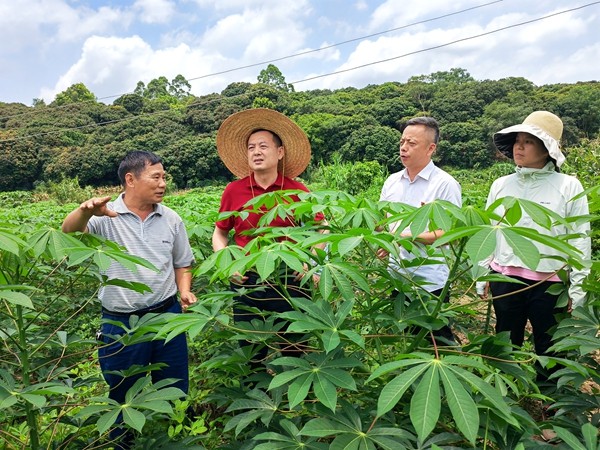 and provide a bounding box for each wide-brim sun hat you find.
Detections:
[216,108,311,179]
[493,110,565,168]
